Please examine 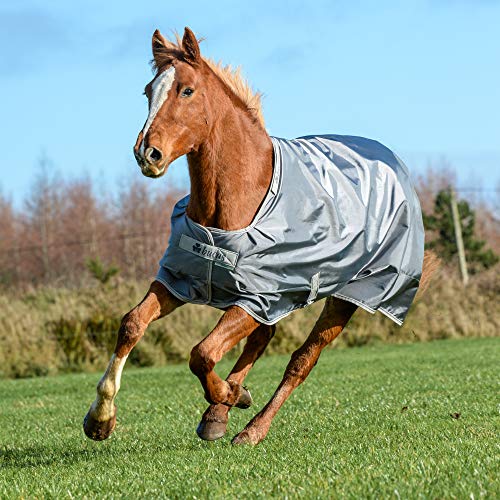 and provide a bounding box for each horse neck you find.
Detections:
[186,92,273,230]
